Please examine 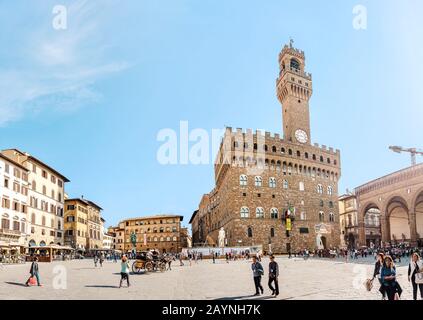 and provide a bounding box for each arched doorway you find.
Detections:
[361,202,381,247]
[347,233,356,250]
[321,236,327,249]
[414,190,423,245]
[39,241,46,247]
[386,196,410,244]
[364,208,381,247]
